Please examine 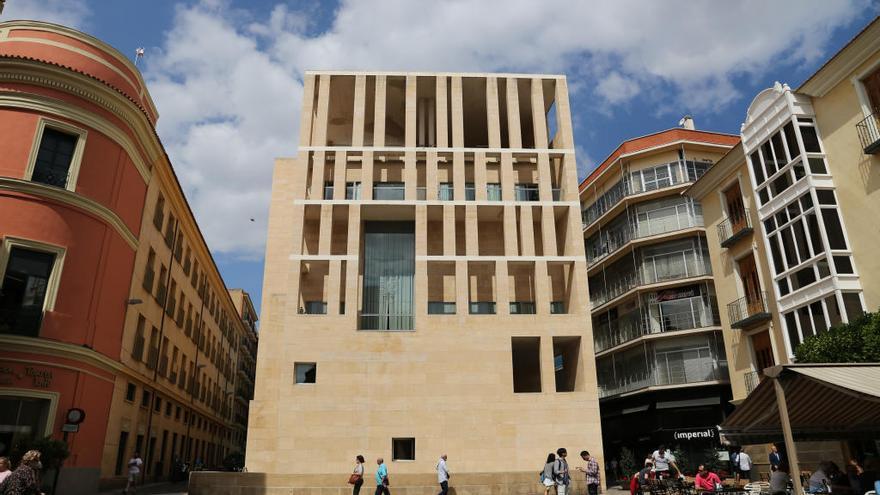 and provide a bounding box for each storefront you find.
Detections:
[0,349,116,495]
